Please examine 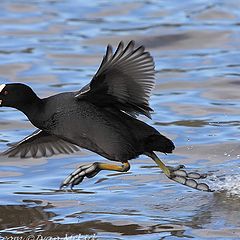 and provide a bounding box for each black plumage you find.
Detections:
[0,41,211,192]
